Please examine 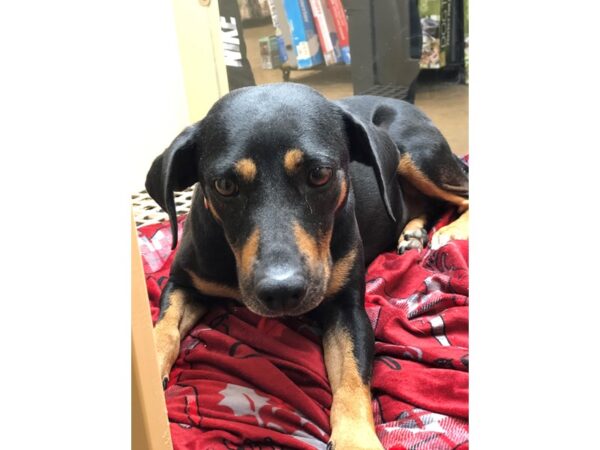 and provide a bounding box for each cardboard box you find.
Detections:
[307,0,341,65]
[283,0,324,69]
[326,0,350,64]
